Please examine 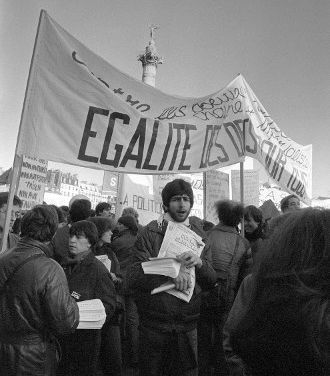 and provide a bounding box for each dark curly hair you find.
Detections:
[20,205,58,242]
[69,220,98,247]
[215,200,244,227]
